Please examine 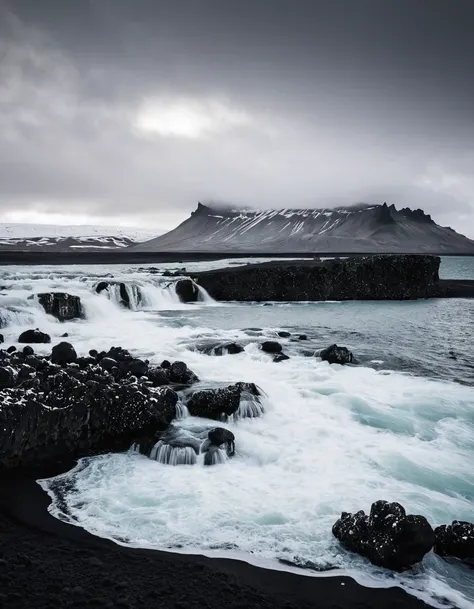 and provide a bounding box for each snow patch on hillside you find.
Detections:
[0,223,164,242]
